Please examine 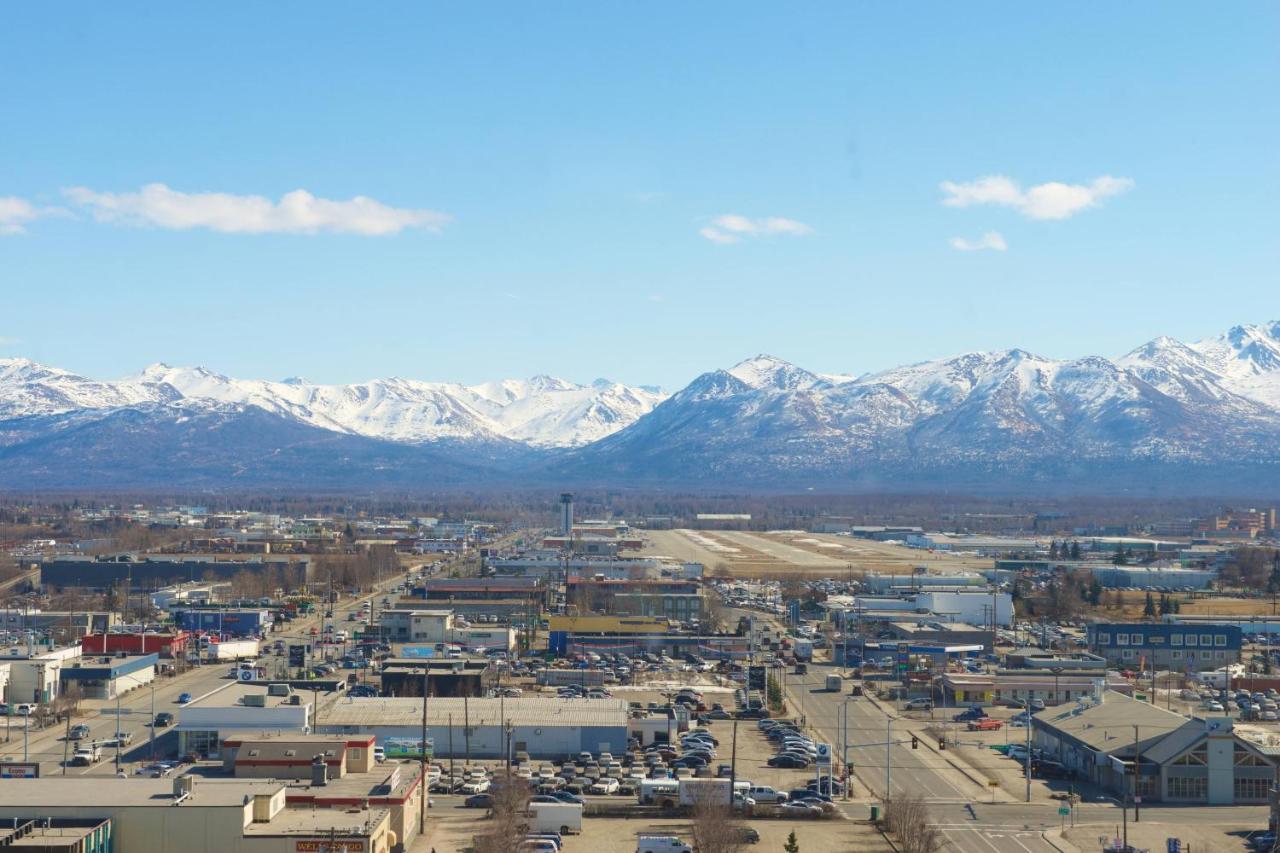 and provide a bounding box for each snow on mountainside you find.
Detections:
[565,327,1280,487]
[0,360,666,448]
